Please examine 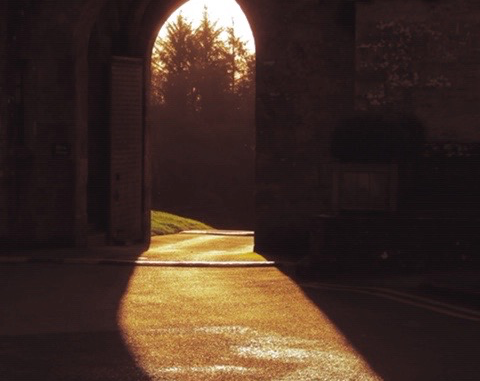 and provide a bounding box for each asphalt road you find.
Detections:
[0,236,479,380]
